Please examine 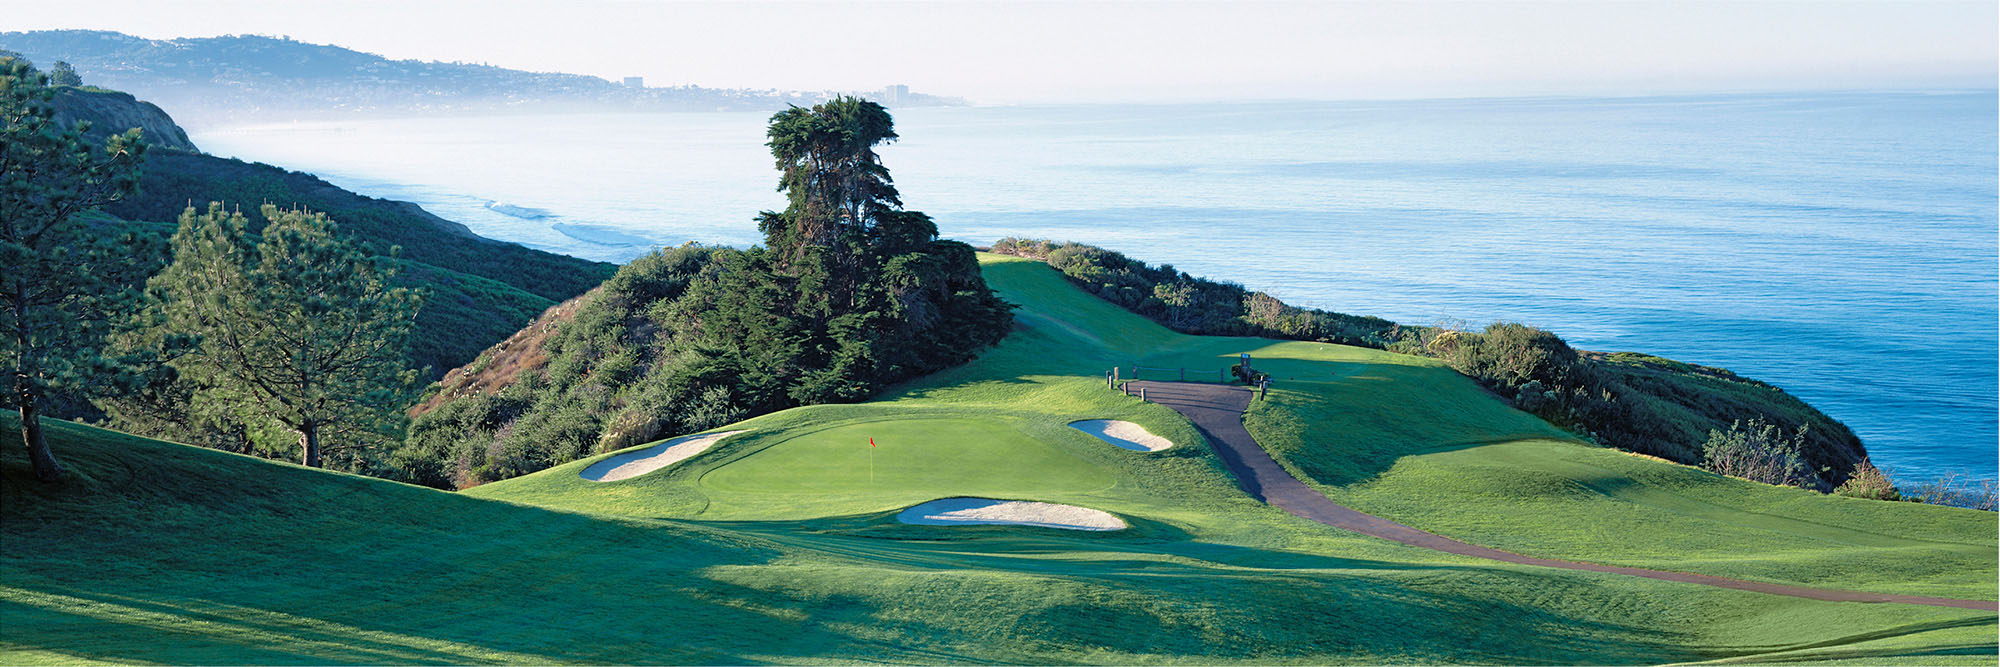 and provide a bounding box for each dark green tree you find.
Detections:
[149,204,423,468]
[762,96,899,250]
[48,61,82,88]
[1,56,150,482]
[750,96,1011,403]
[760,96,904,313]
